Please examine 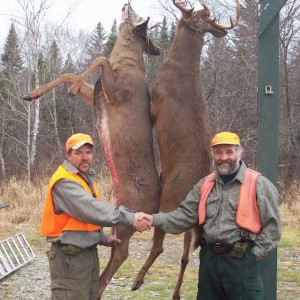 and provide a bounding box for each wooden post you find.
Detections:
[257,1,287,299]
